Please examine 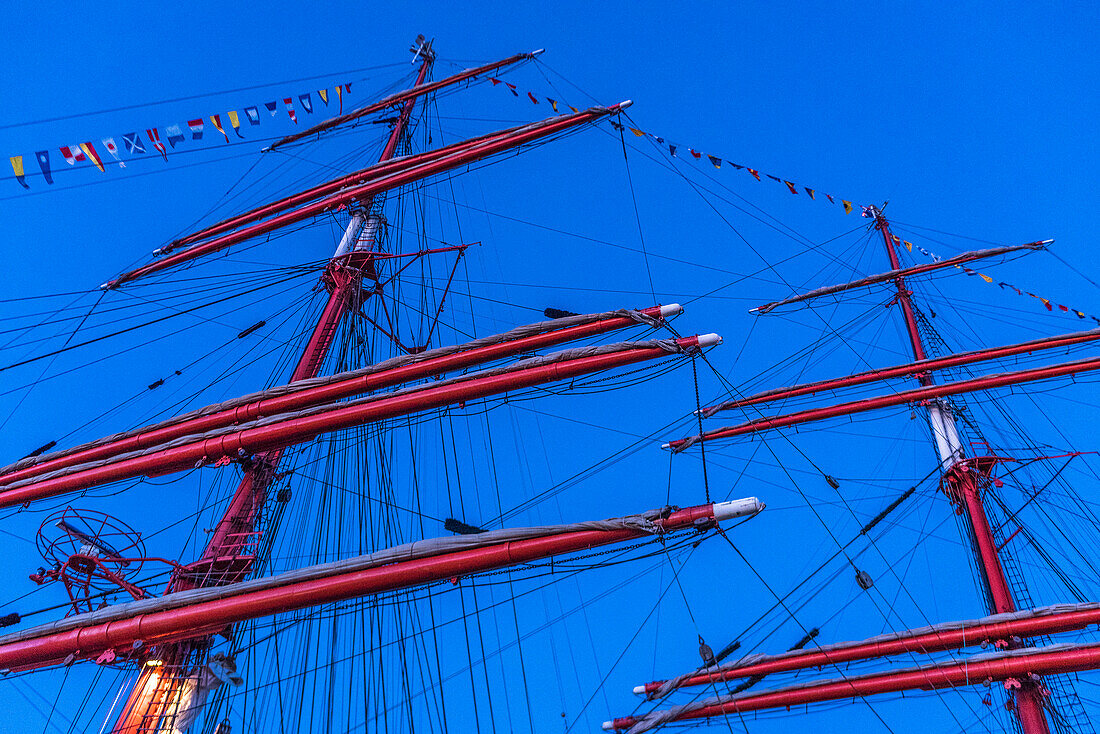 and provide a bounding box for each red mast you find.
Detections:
[185,39,436,590]
[870,207,1052,734]
[111,37,440,734]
